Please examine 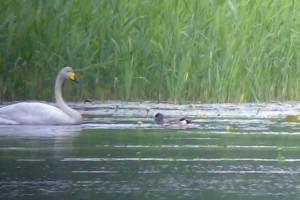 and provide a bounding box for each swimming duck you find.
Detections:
[154,112,191,125]
[0,66,82,125]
